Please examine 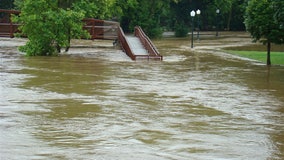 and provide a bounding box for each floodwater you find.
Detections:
[1,37,284,160]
